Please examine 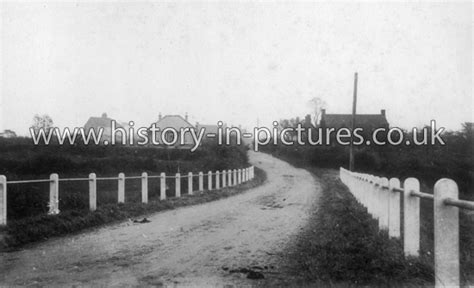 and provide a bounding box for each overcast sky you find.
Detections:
[1,1,472,135]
